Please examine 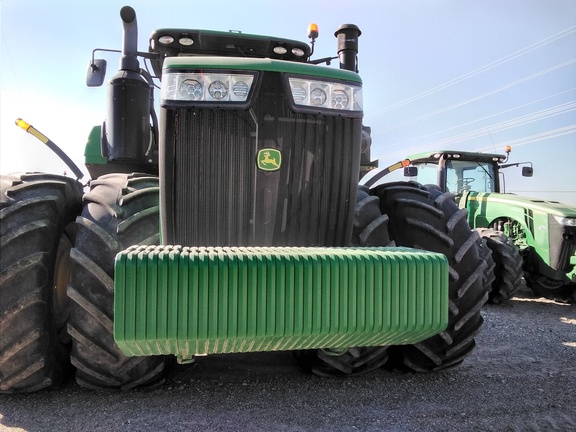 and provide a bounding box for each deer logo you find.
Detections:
[257,148,282,171]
